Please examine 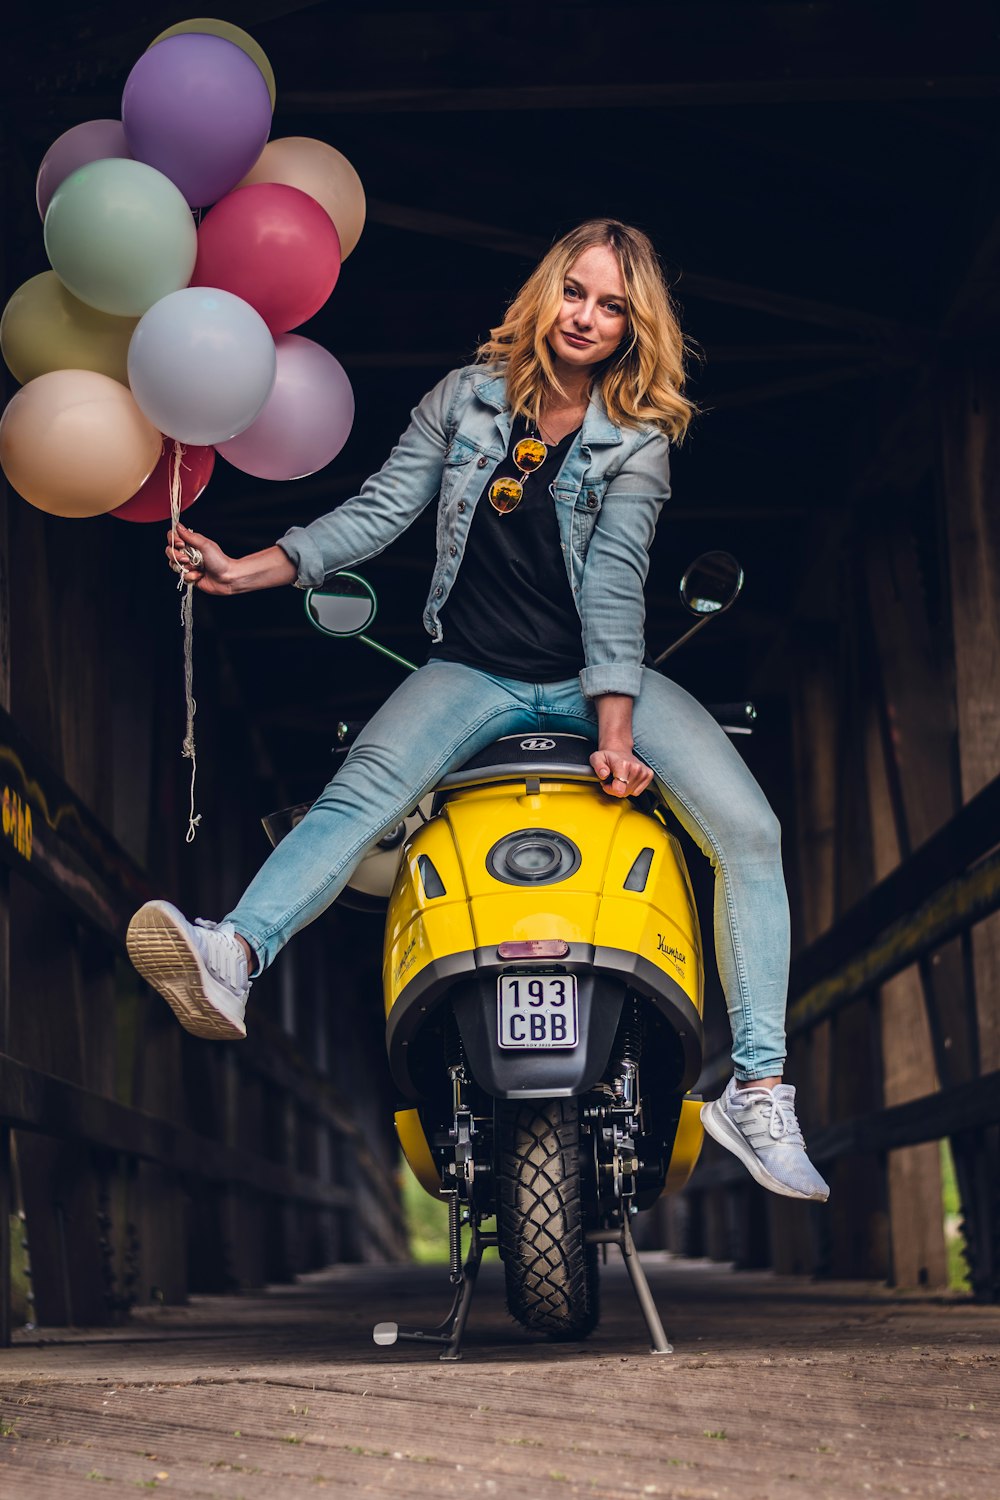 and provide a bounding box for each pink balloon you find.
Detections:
[192,184,341,335]
[36,120,132,219]
[215,336,354,481]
